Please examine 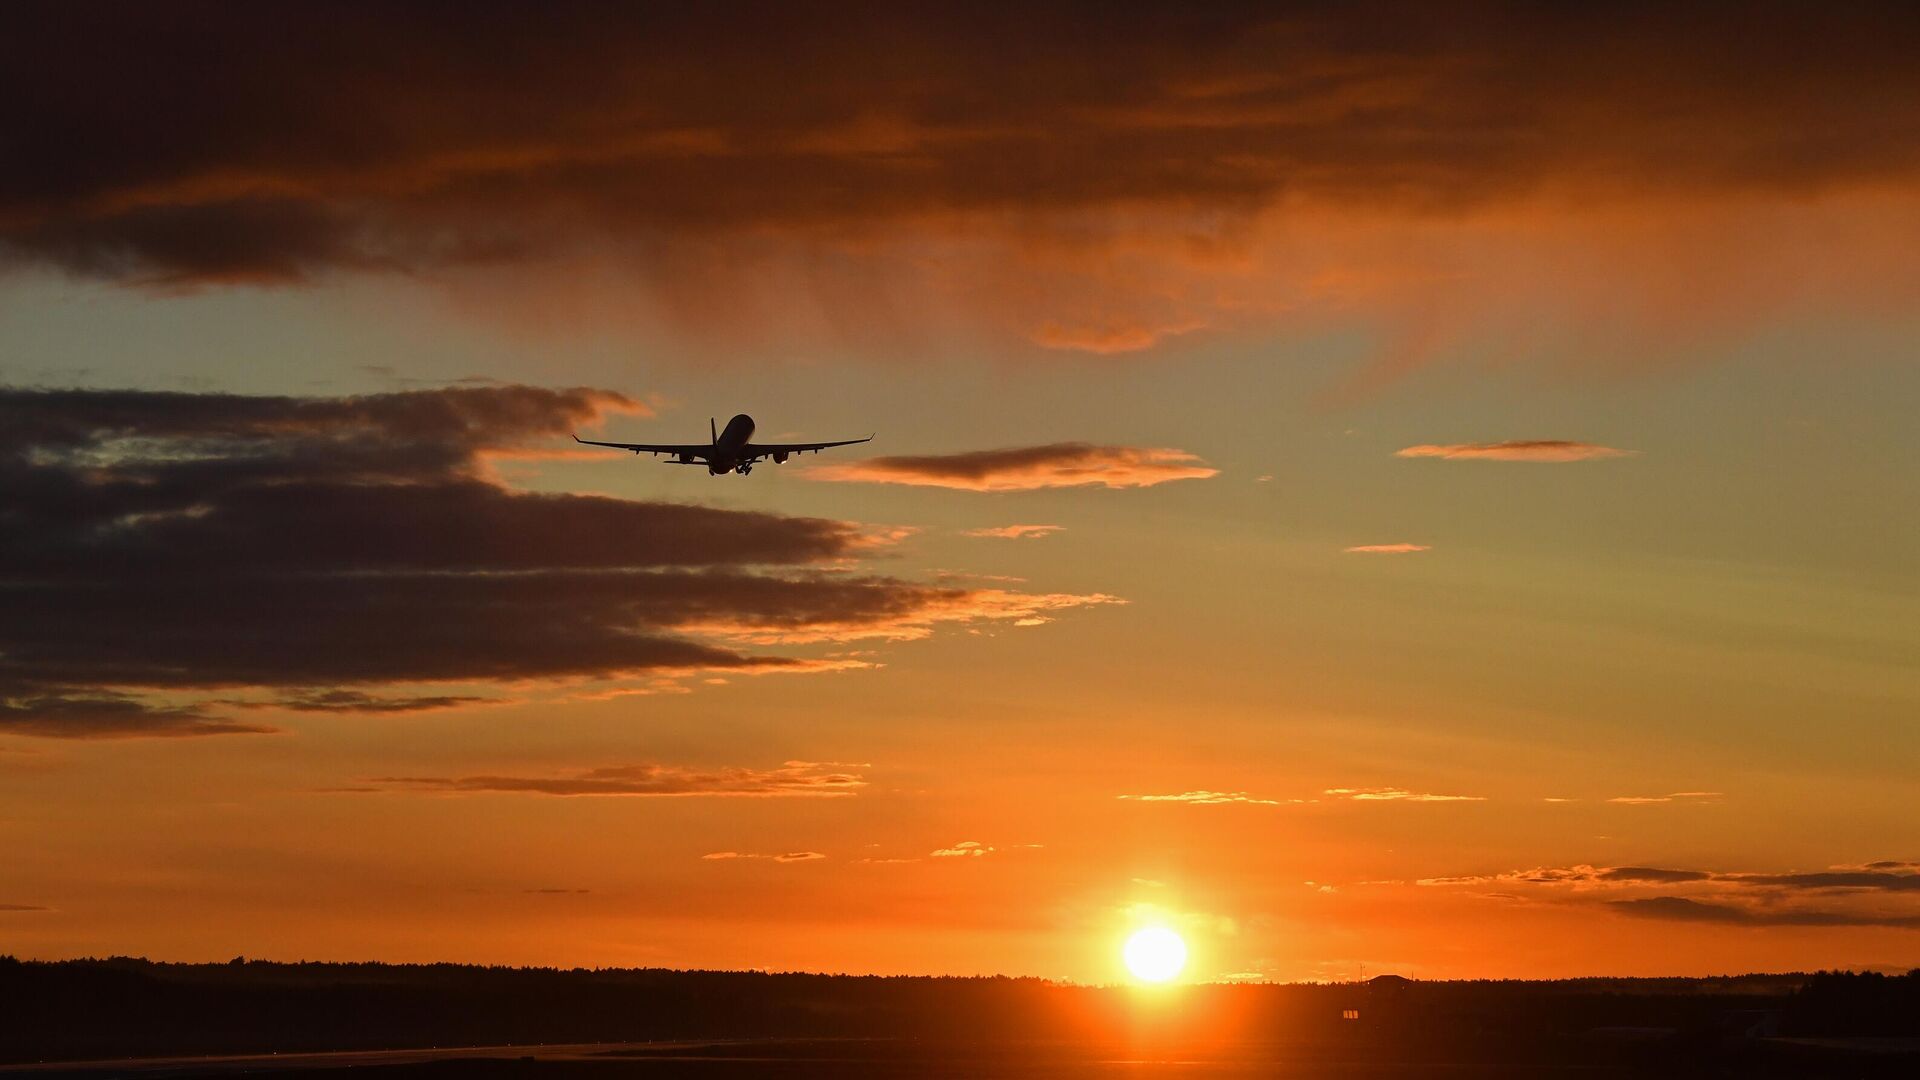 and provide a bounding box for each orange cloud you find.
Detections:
[1343,543,1431,554]
[672,584,1123,646]
[702,851,827,863]
[1607,791,1724,805]
[1031,318,1205,355]
[1395,441,1634,462]
[1325,787,1485,803]
[962,525,1064,540]
[811,444,1217,491]
[1116,790,1297,806]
